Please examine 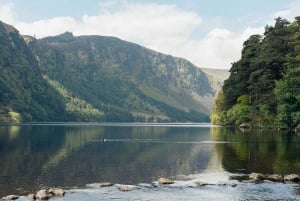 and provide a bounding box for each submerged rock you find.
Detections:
[2,195,19,200]
[249,173,265,182]
[48,188,65,196]
[36,190,52,200]
[99,182,114,187]
[267,174,283,182]
[158,177,174,185]
[284,174,300,182]
[27,193,36,201]
[195,181,209,187]
[118,185,132,192]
